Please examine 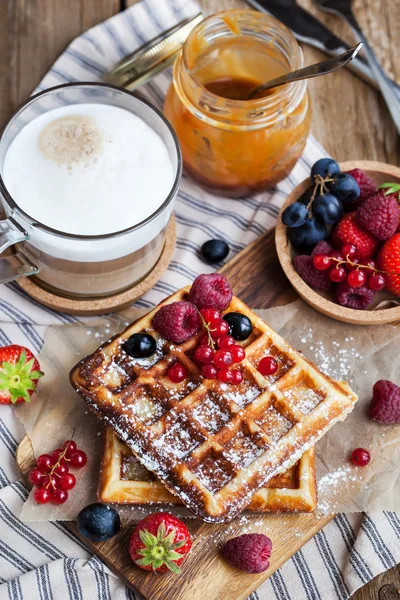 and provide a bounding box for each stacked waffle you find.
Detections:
[70,275,357,523]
